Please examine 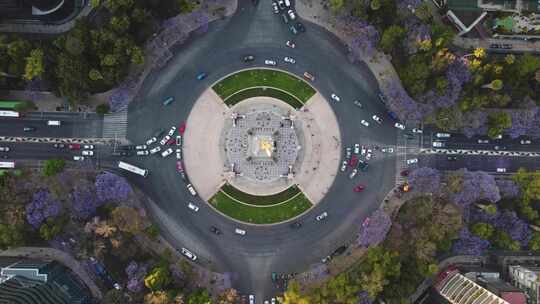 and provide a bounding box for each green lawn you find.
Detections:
[209,190,312,224]
[223,87,304,109]
[212,69,315,103]
[221,183,300,206]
